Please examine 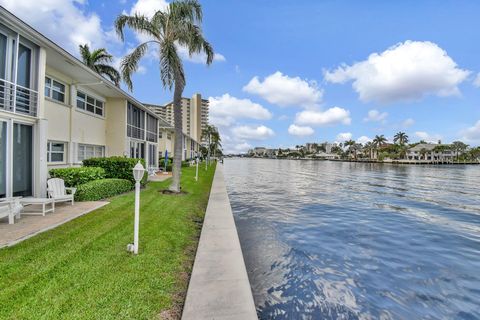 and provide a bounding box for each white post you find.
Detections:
[195,158,199,181]
[134,180,140,254]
